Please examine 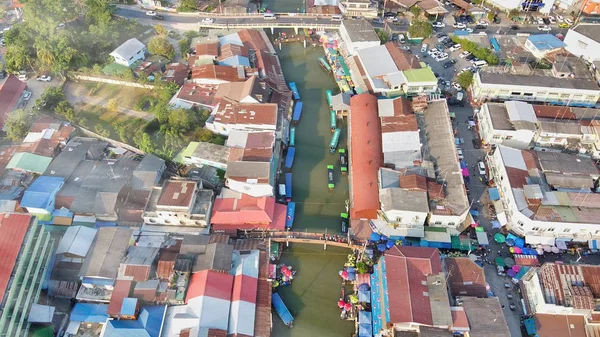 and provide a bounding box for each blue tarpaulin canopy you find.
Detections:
[358,323,373,337]
[284,147,296,169]
[370,233,381,241]
[524,317,537,335]
[358,286,370,303]
[359,310,371,325]
[489,187,500,201]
